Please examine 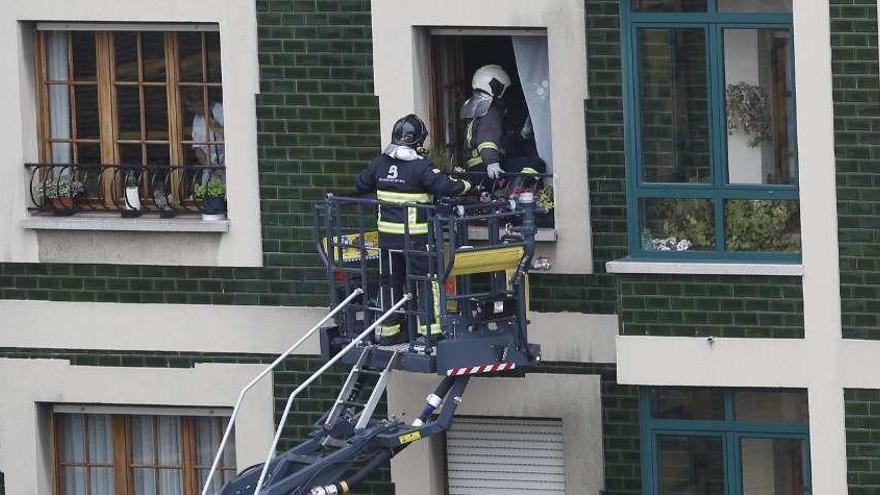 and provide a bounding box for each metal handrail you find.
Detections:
[200,288,364,495]
[252,293,414,495]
